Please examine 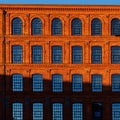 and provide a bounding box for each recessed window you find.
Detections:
[32,46,42,64]
[91,18,102,36]
[72,74,82,92]
[12,74,23,92]
[33,103,43,120]
[52,46,62,64]
[112,74,120,92]
[92,46,102,64]
[12,18,22,35]
[52,18,62,36]
[12,46,22,64]
[111,46,120,64]
[52,74,62,92]
[53,103,63,120]
[32,18,42,35]
[12,103,23,120]
[112,103,120,120]
[92,74,102,92]
[71,18,82,36]
[72,46,82,64]
[72,103,83,120]
[32,74,43,92]
[111,19,120,36]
